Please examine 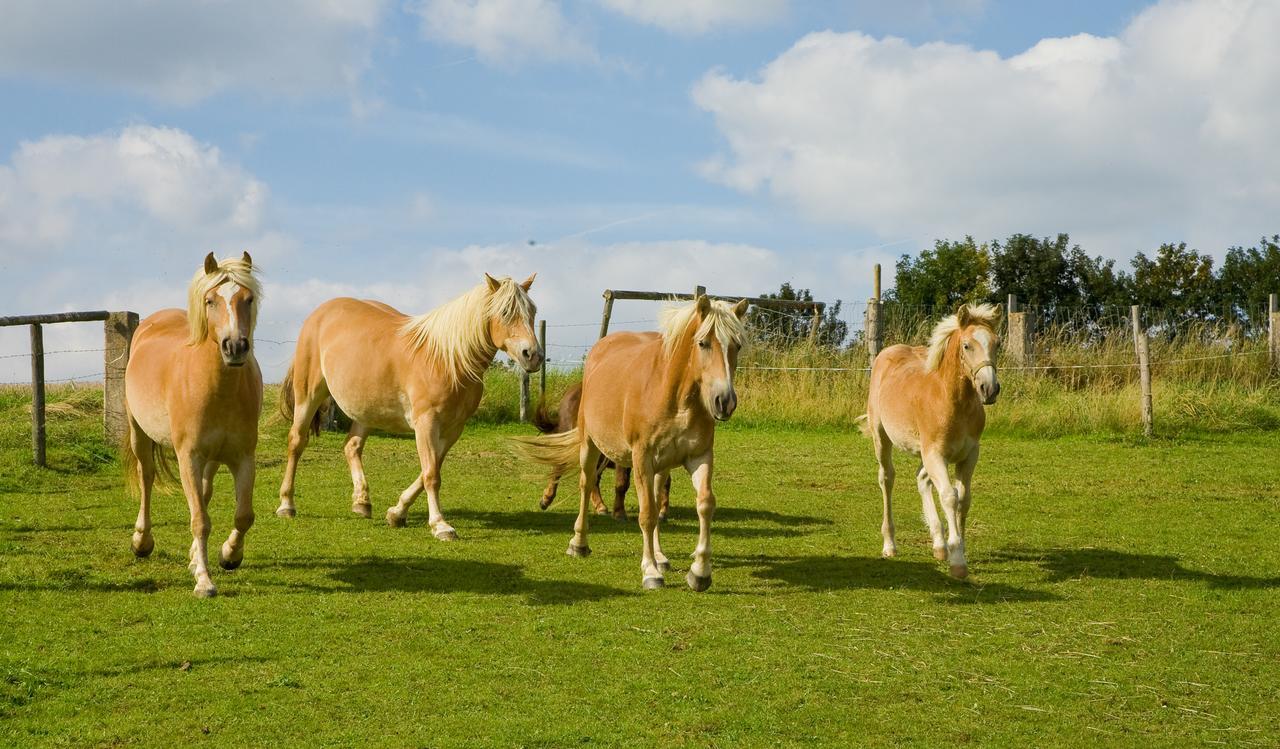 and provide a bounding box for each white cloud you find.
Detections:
[410,0,596,66]
[597,0,787,34]
[693,0,1280,256]
[0,0,386,104]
